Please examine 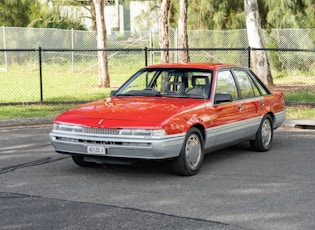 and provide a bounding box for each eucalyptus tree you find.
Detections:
[51,0,111,87]
[159,0,170,63]
[187,0,213,30]
[245,0,273,85]
[92,0,110,87]
[178,0,190,62]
